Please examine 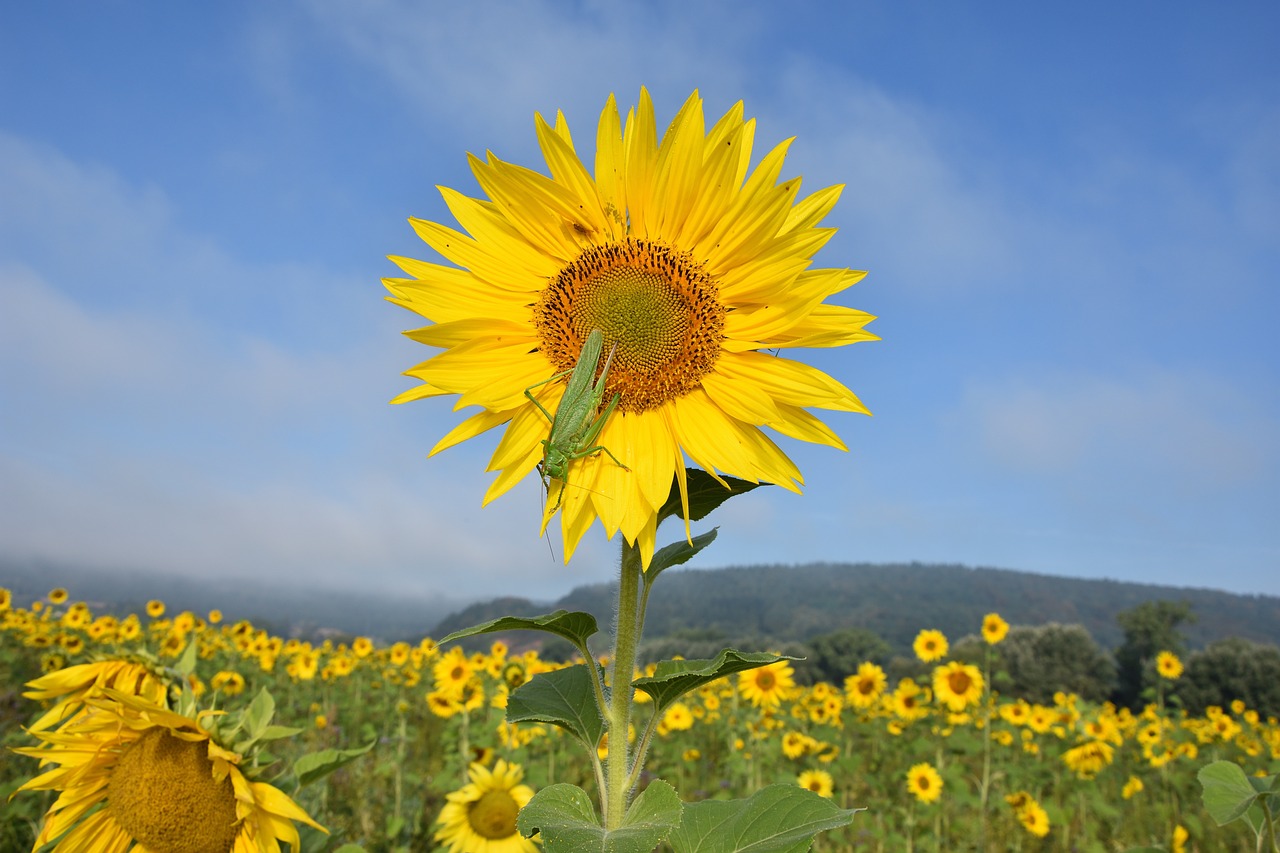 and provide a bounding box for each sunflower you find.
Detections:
[843,661,887,709]
[981,612,1009,644]
[1155,650,1183,680]
[737,660,795,709]
[23,657,168,734]
[47,587,69,605]
[906,762,943,804]
[913,629,948,662]
[146,599,166,618]
[1005,792,1050,837]
[435,759,538,853]
[797,769,834,798]
[13,690,324,853]
[932,660,984,712]
[387,88,875,565]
